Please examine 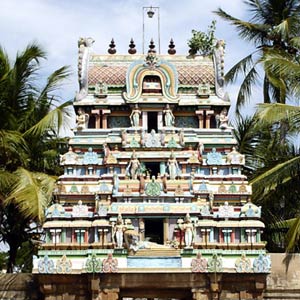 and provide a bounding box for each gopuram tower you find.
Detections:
[33,34,271,300]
